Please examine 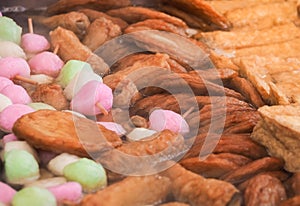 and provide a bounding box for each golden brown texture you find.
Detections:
[50,26,109,76]
[161,163,240,206]
[125,19,188,36]
[47,0,131,15]
[40,11,90,39]
[79,8,128,30]
[12,110,122,157]
[244,174,287,206]
[31,83,69,110]
[280,196,300,206]
[82,17,121,51]
[81,175,171,206]
[107,6,187,28]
